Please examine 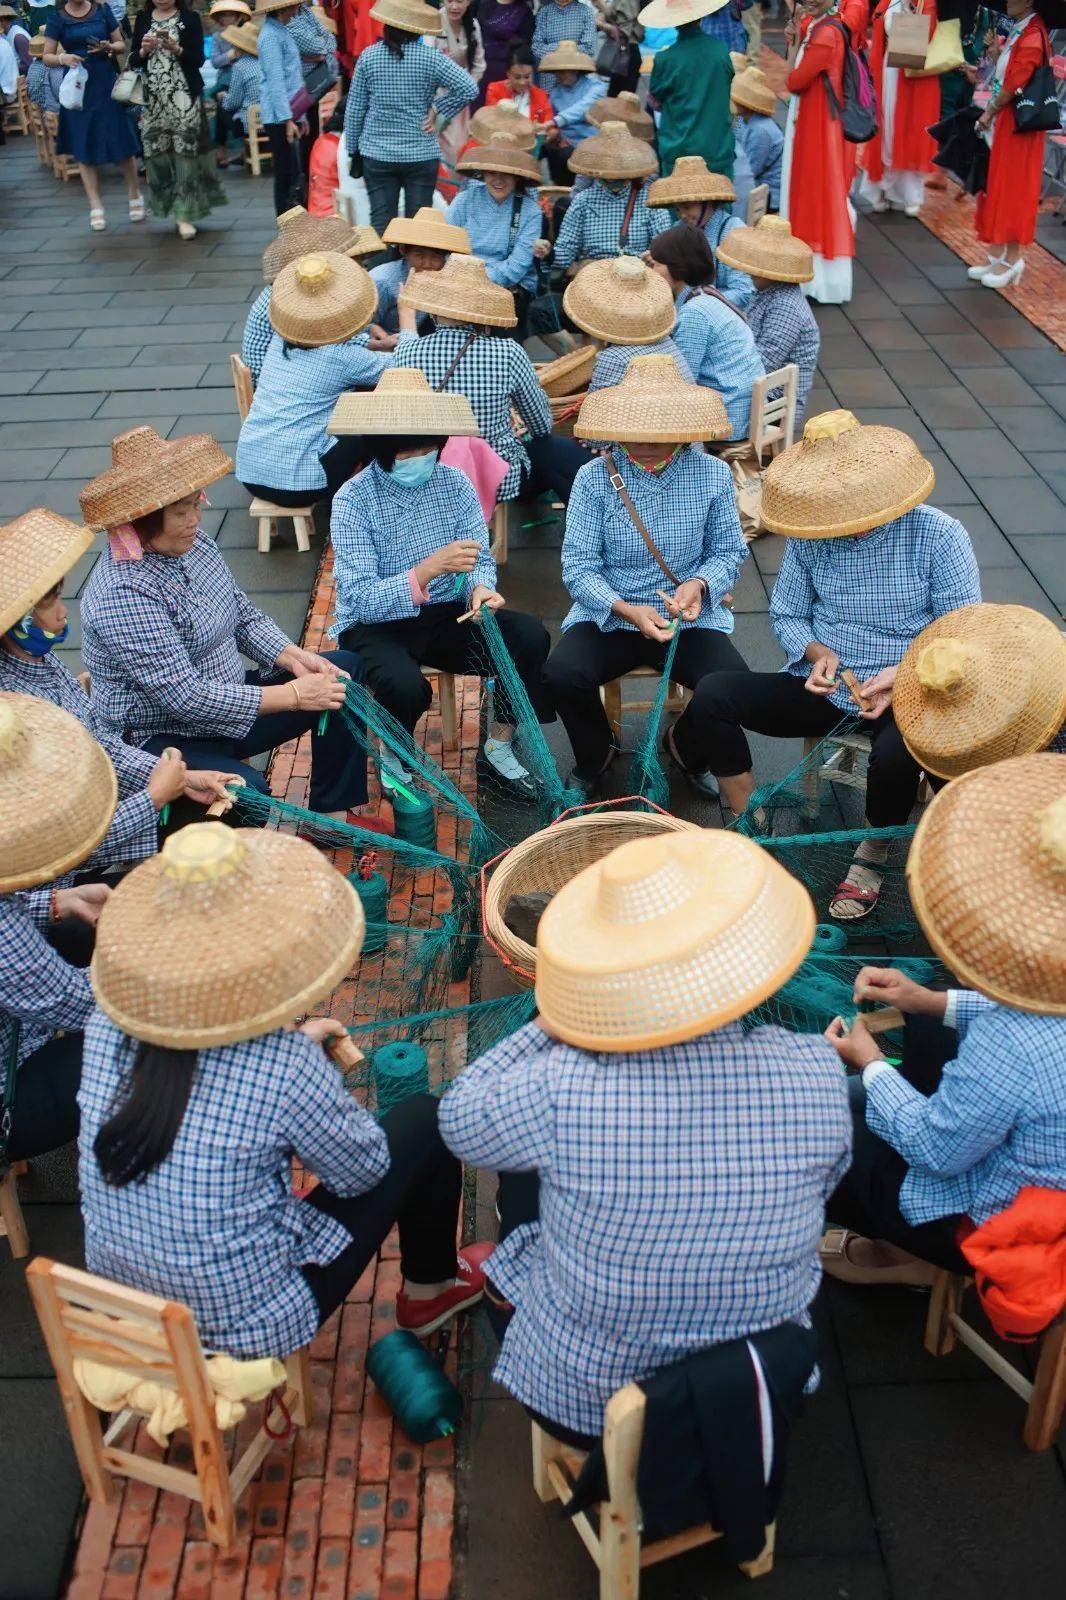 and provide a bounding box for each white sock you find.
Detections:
[483,737,530,782]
